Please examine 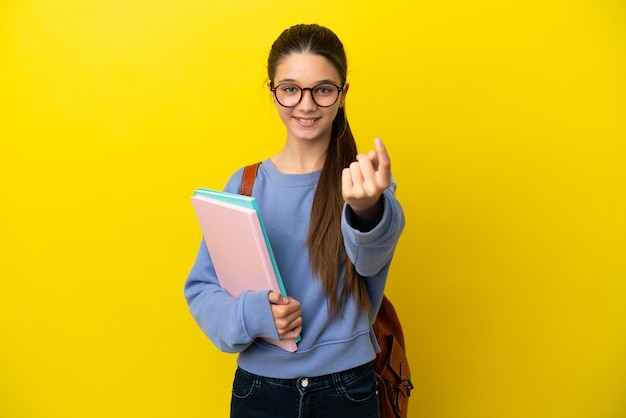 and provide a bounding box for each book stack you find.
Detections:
[190,188,298,352]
